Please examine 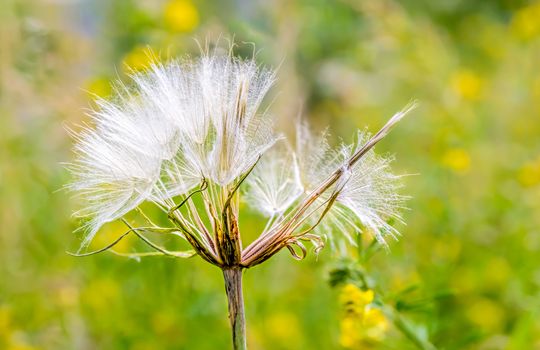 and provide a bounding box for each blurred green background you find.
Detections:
[1,0,540,349]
